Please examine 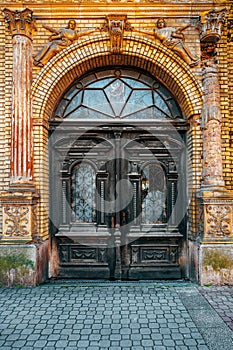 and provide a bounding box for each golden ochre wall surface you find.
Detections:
[0,0,233,285]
